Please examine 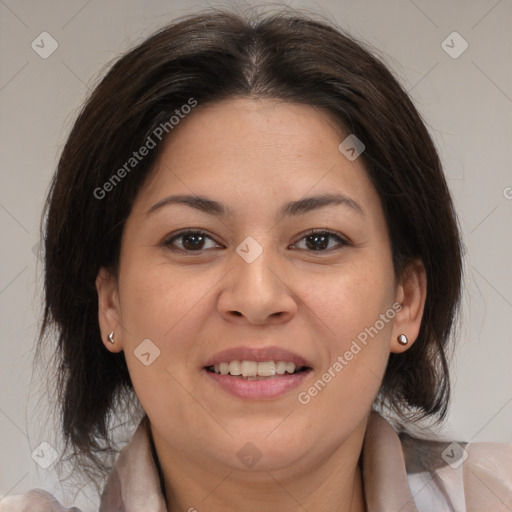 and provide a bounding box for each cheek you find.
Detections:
[297,289,393,430]
[115,265,212,427]
[118,258,211,339]
[115,258,202,375]
[300,257,396,347]
[115,251,237,392]
[294,257,395,404]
